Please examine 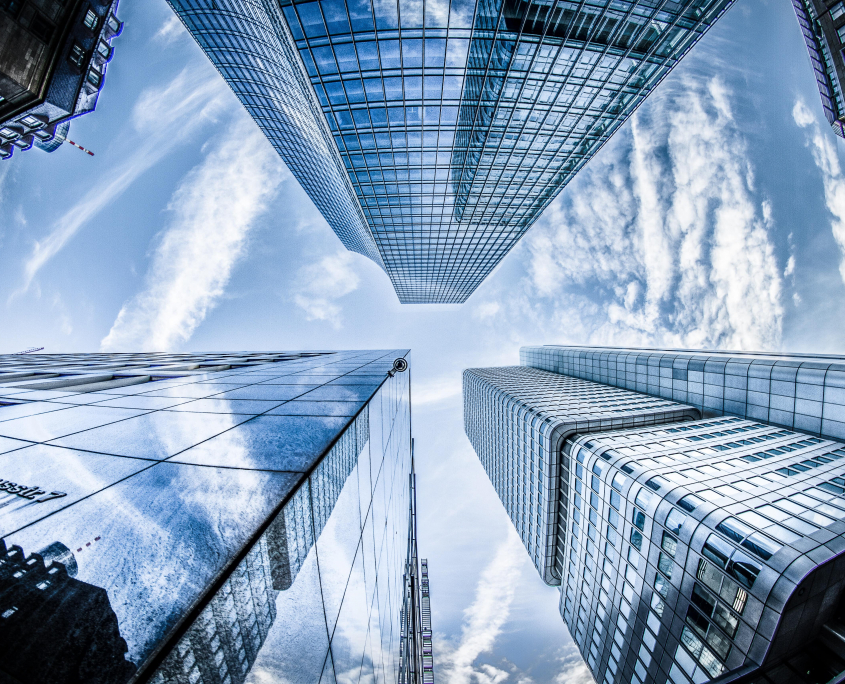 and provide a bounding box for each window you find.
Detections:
[632,508,646,531]
[680,626,725,678]
[666,508,686,534]
[717,517,781,561]
[678,494,703,512]
[630,528,643,551]
[635,488,653,510]
[691,584,739,638]
[646,475,668,491]
[716,517,753,545]
[658,552,674,579]
[86,69,102,88]
[662,532,678,556]
[96,40,112,60]
[686,605,731,660]
[83,8,98,30]
[702,534,732,568]
[68,42,86,68]
[29,13,54,42]
[1,0,23,18]
[611,472,627,490]
[651,592,665,617]
[19,115,42,129]
[727,549,762,589]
